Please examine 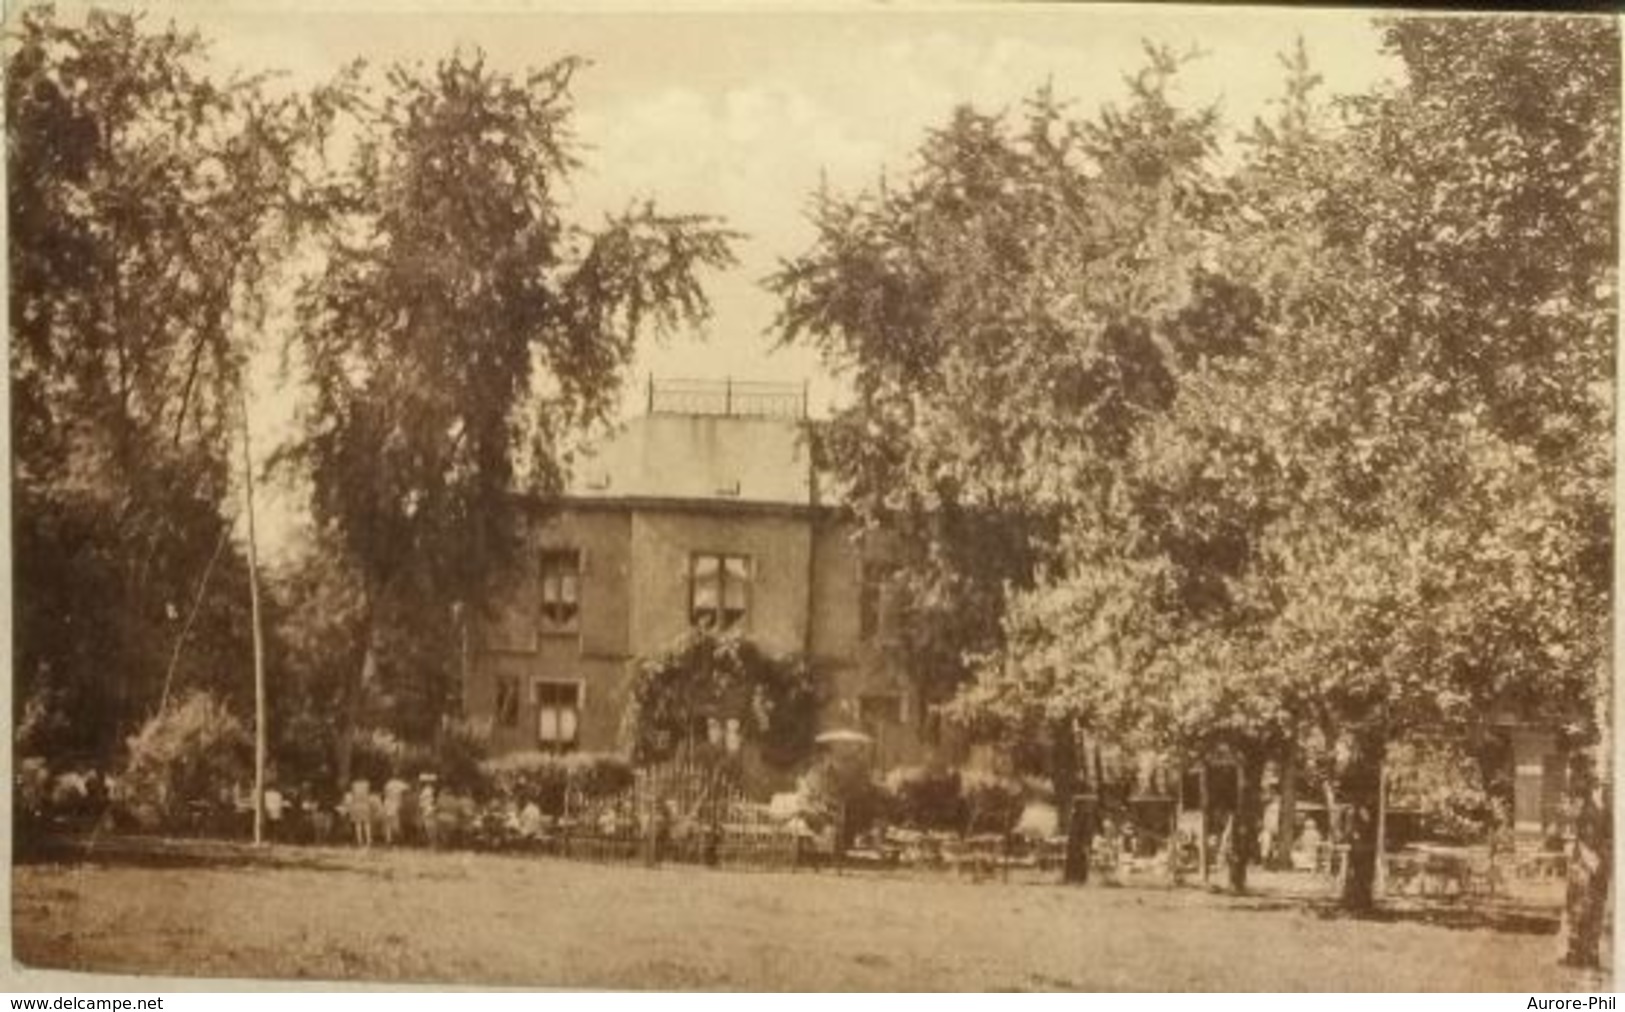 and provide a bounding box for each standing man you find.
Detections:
[349,780,374,847]
[262,783,285,843]
[418,776,439,849]
[382,776,408,846]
